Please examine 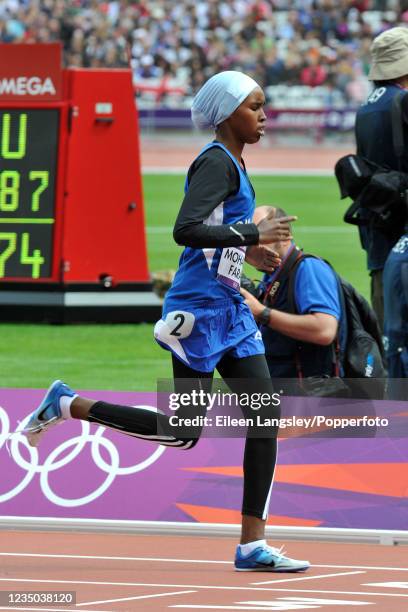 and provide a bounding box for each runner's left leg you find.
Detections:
[216,353,278,542]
